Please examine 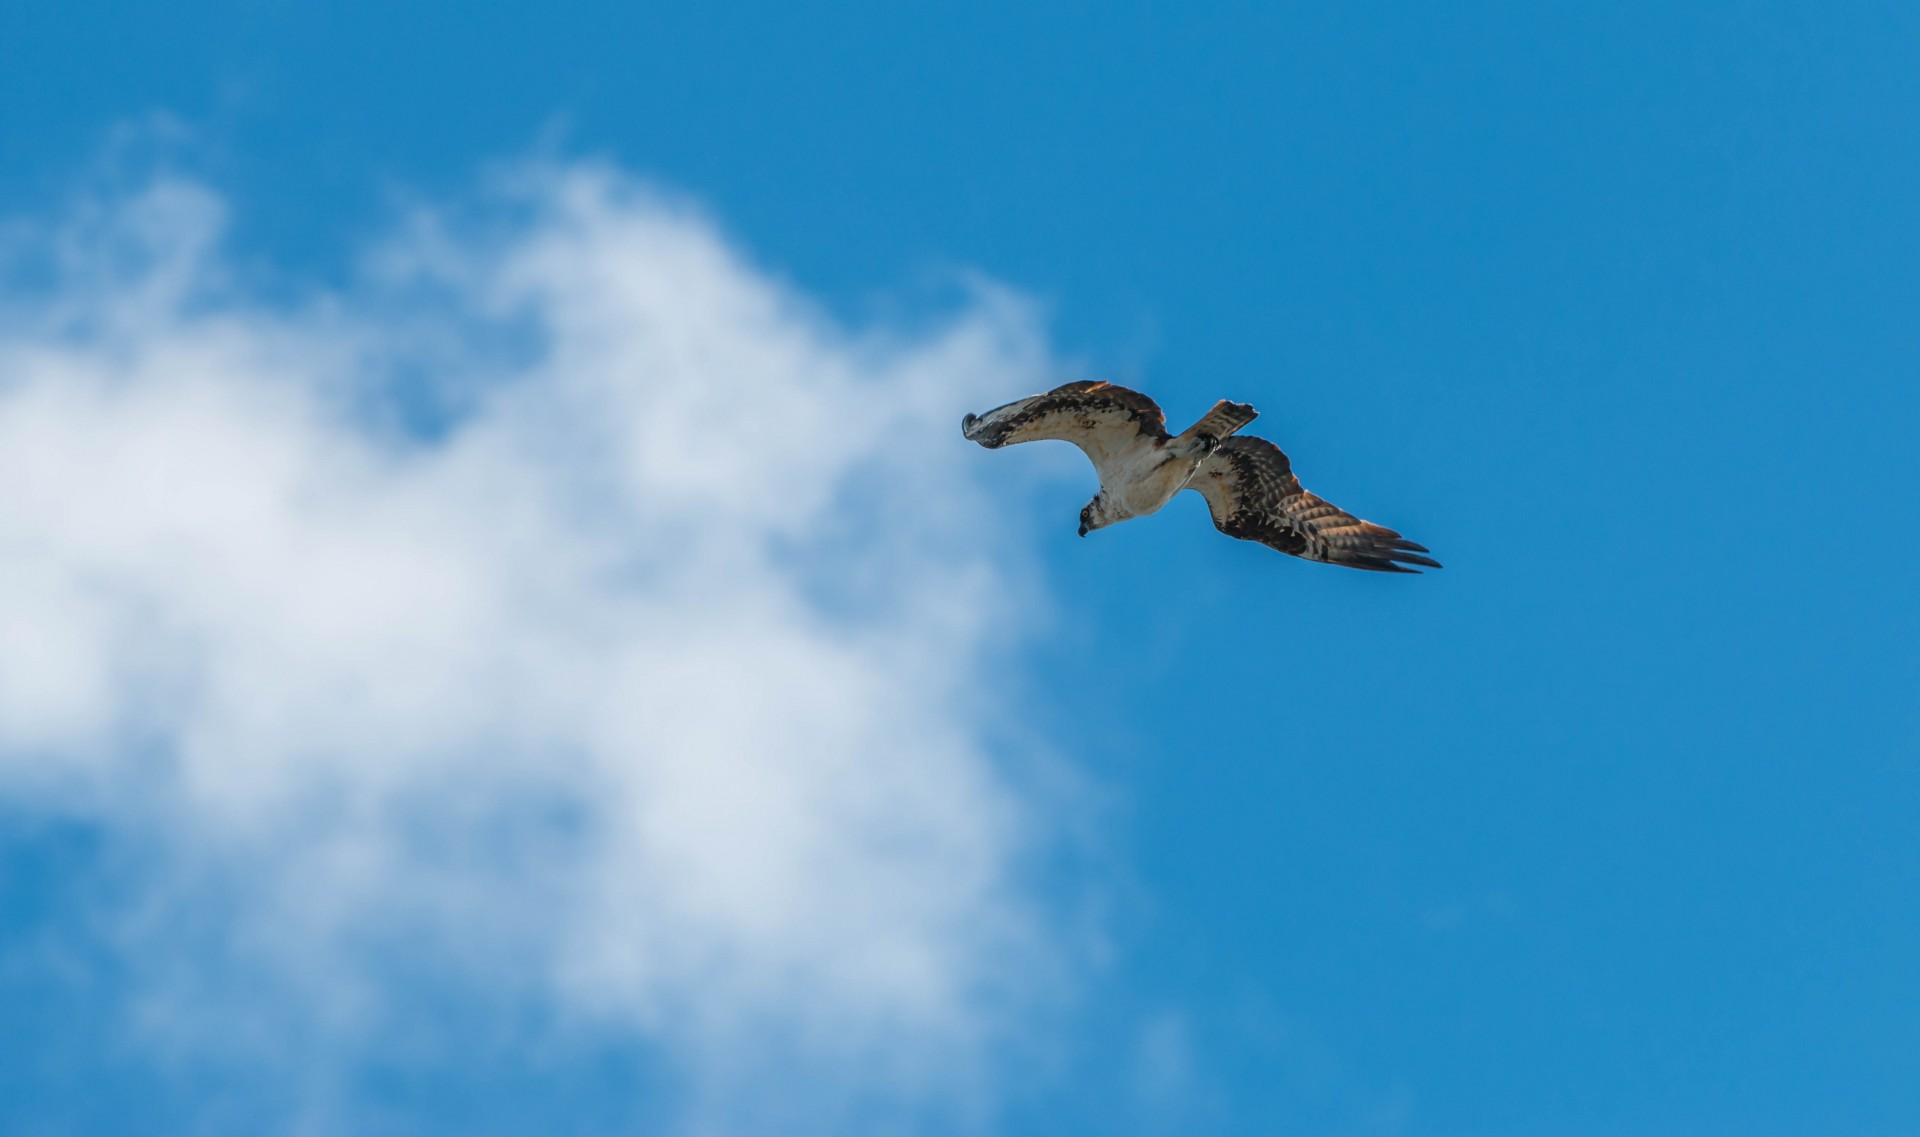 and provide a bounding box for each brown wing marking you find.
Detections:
[1188,436,1441,573]
[961,380,1168,468]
